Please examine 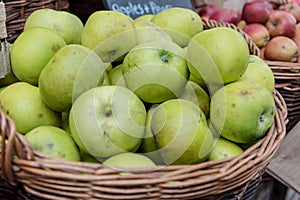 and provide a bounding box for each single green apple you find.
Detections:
[0,82,61,134]
[178,80,210,119]
[151,7,203,47]
[186,27,249,85]
[108,64,127,87]
[150,99,214,165]
[24,8,83,44]
[25,125,80,161]
[208,137,244,161]
[69,85,147,158]
[38,44,106,112]
[101,71,111,86]
[122,39,189,103]
[238,55,275,92]
[11,27,66,85]
[103,152,156,169]
[81,10,138,63]
[134,19,171,44]
[210,81,276,143]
